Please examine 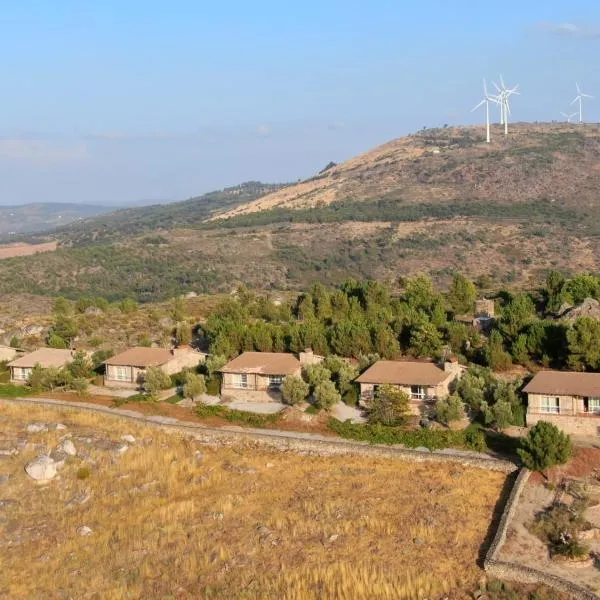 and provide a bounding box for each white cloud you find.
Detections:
[256,124,271,136]
[0,139,89,164]
[536,21,600,39]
